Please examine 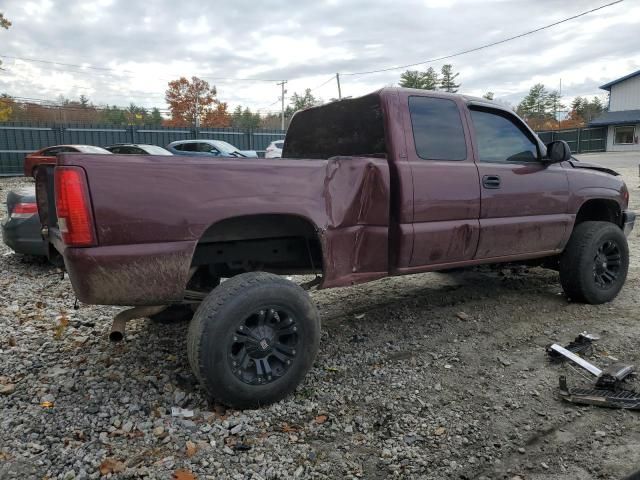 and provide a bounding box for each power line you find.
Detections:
[308,75,336,92]
[342,0,624,76]
[255,98,281,112]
